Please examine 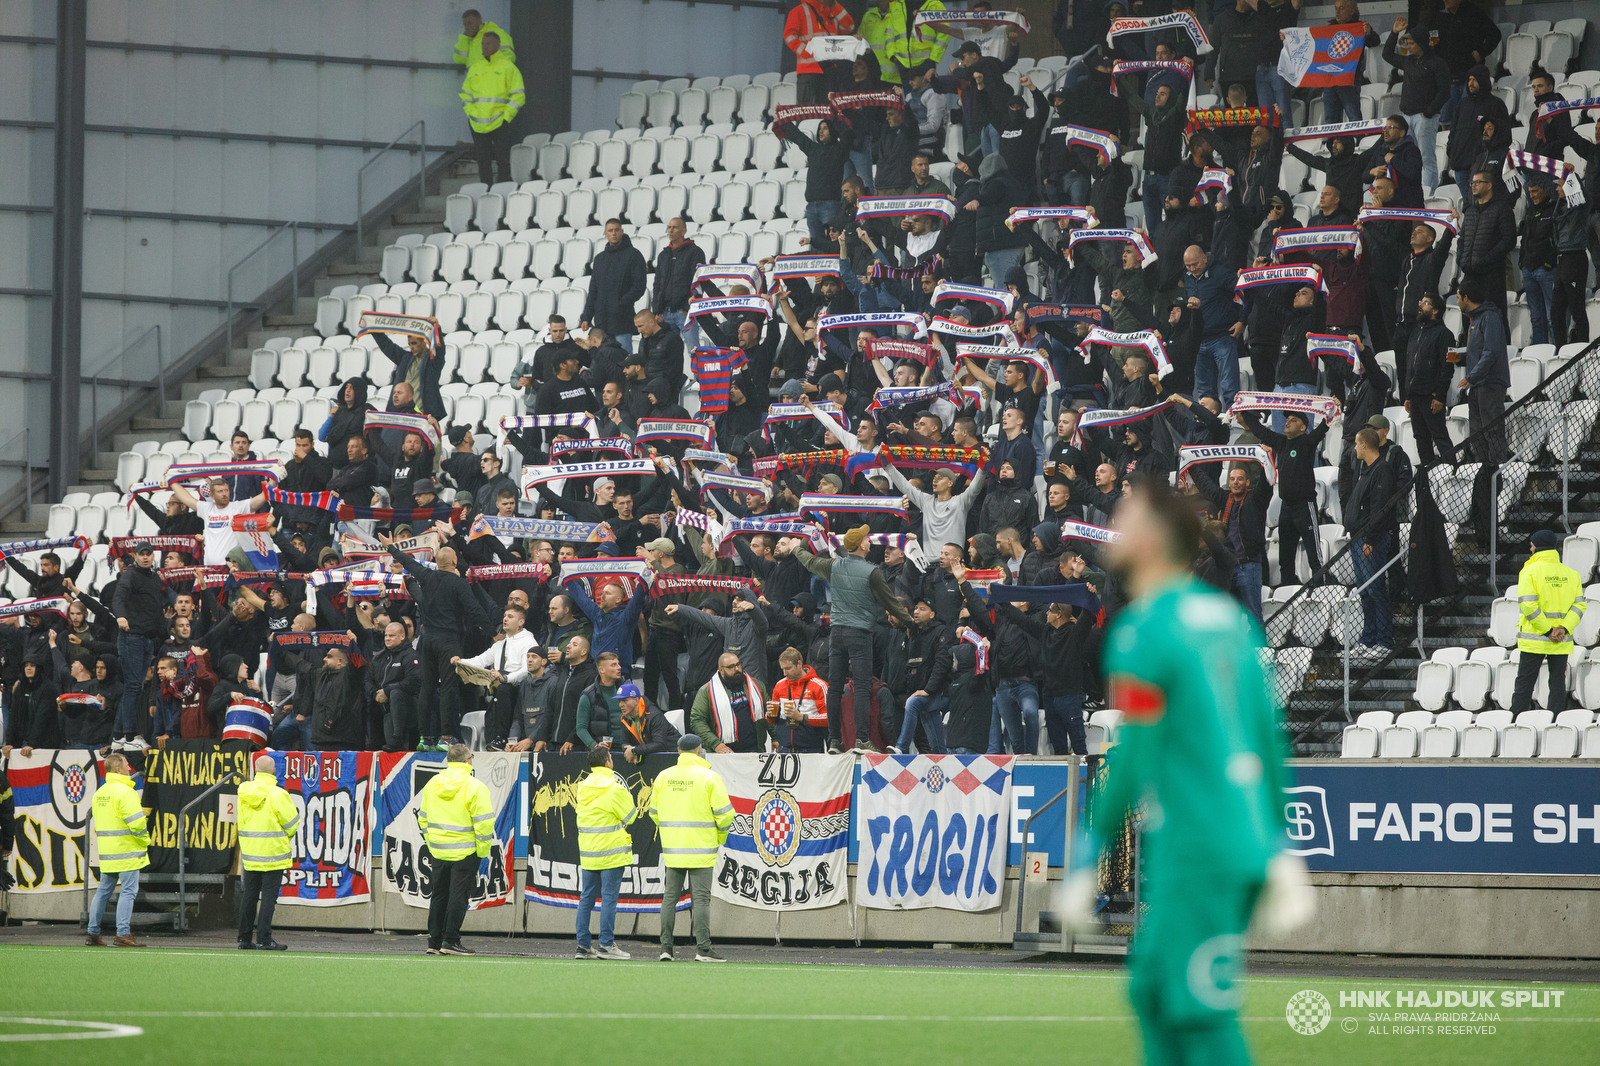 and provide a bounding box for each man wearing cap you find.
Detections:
[534,348,599,448]
[573,744,638,959]
[785,527,914,753]
[650,732,735,962]
[1511,530,1585,716]
[619,683,681,761]
[111,542,165,752]
[642,537,687,712]
[503,645,555,752]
